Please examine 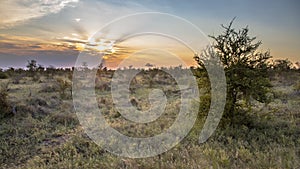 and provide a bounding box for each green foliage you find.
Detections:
[5,67,16,77]
[194,19,272,119]
[0,72,8,79]
[196,70,212,116]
